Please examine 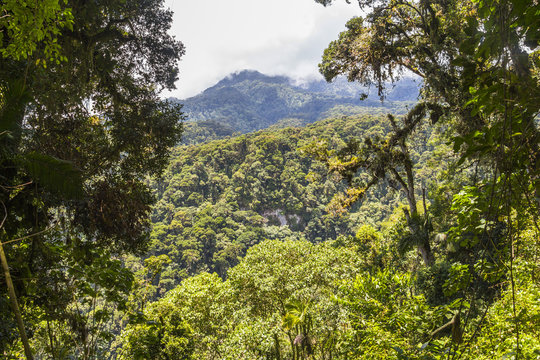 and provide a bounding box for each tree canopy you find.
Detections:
[312,0,539,356]
[0,0,184,357]
[2,0,539,358]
